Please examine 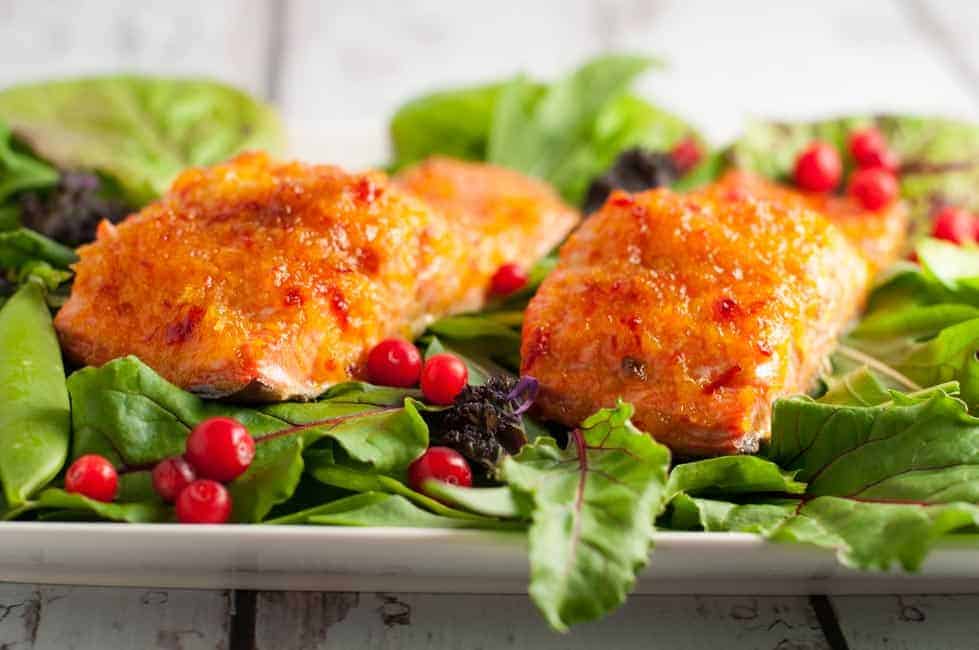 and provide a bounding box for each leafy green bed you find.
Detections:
[2,60,979,632]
